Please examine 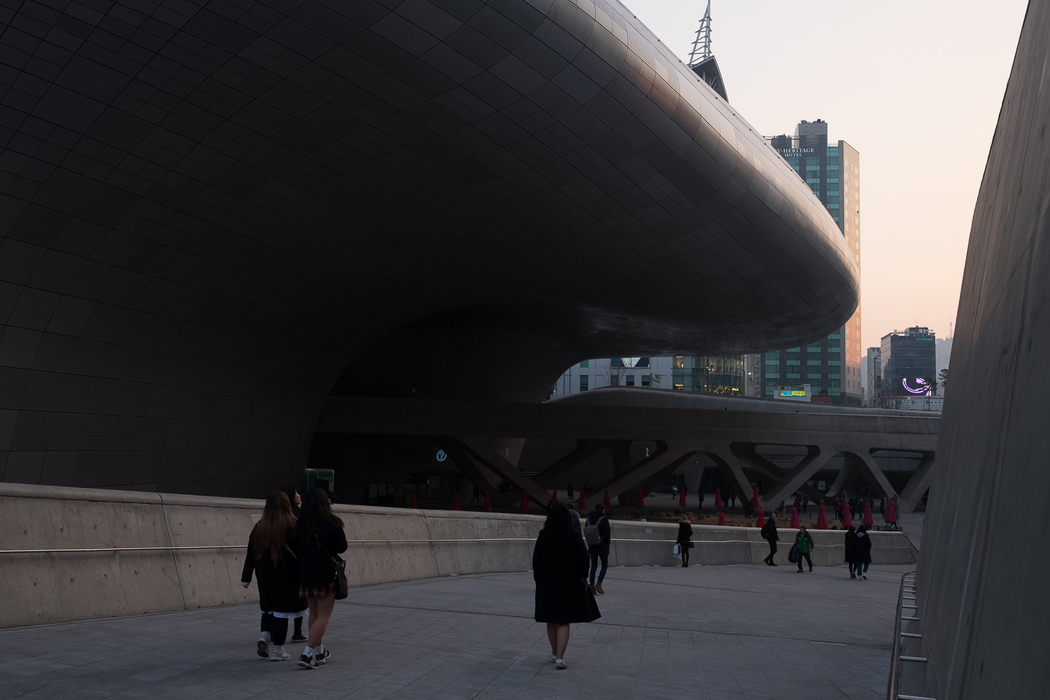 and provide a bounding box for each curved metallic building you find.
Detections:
[0,0,857,494]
